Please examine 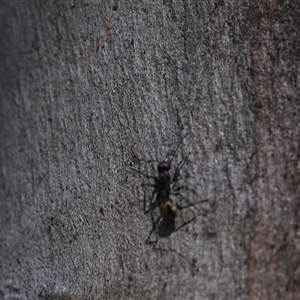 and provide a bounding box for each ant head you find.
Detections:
[160,133,189,171]
[157,161,171,173]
